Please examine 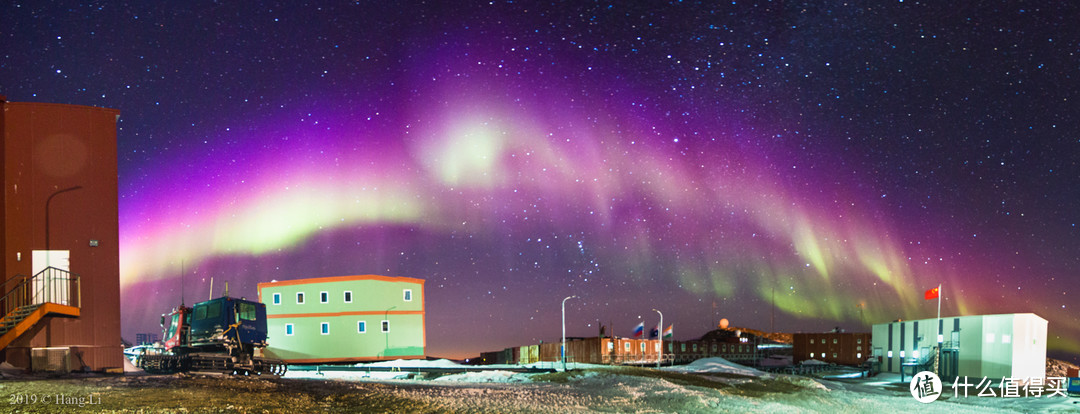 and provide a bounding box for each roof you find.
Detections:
[257,275,425,289]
